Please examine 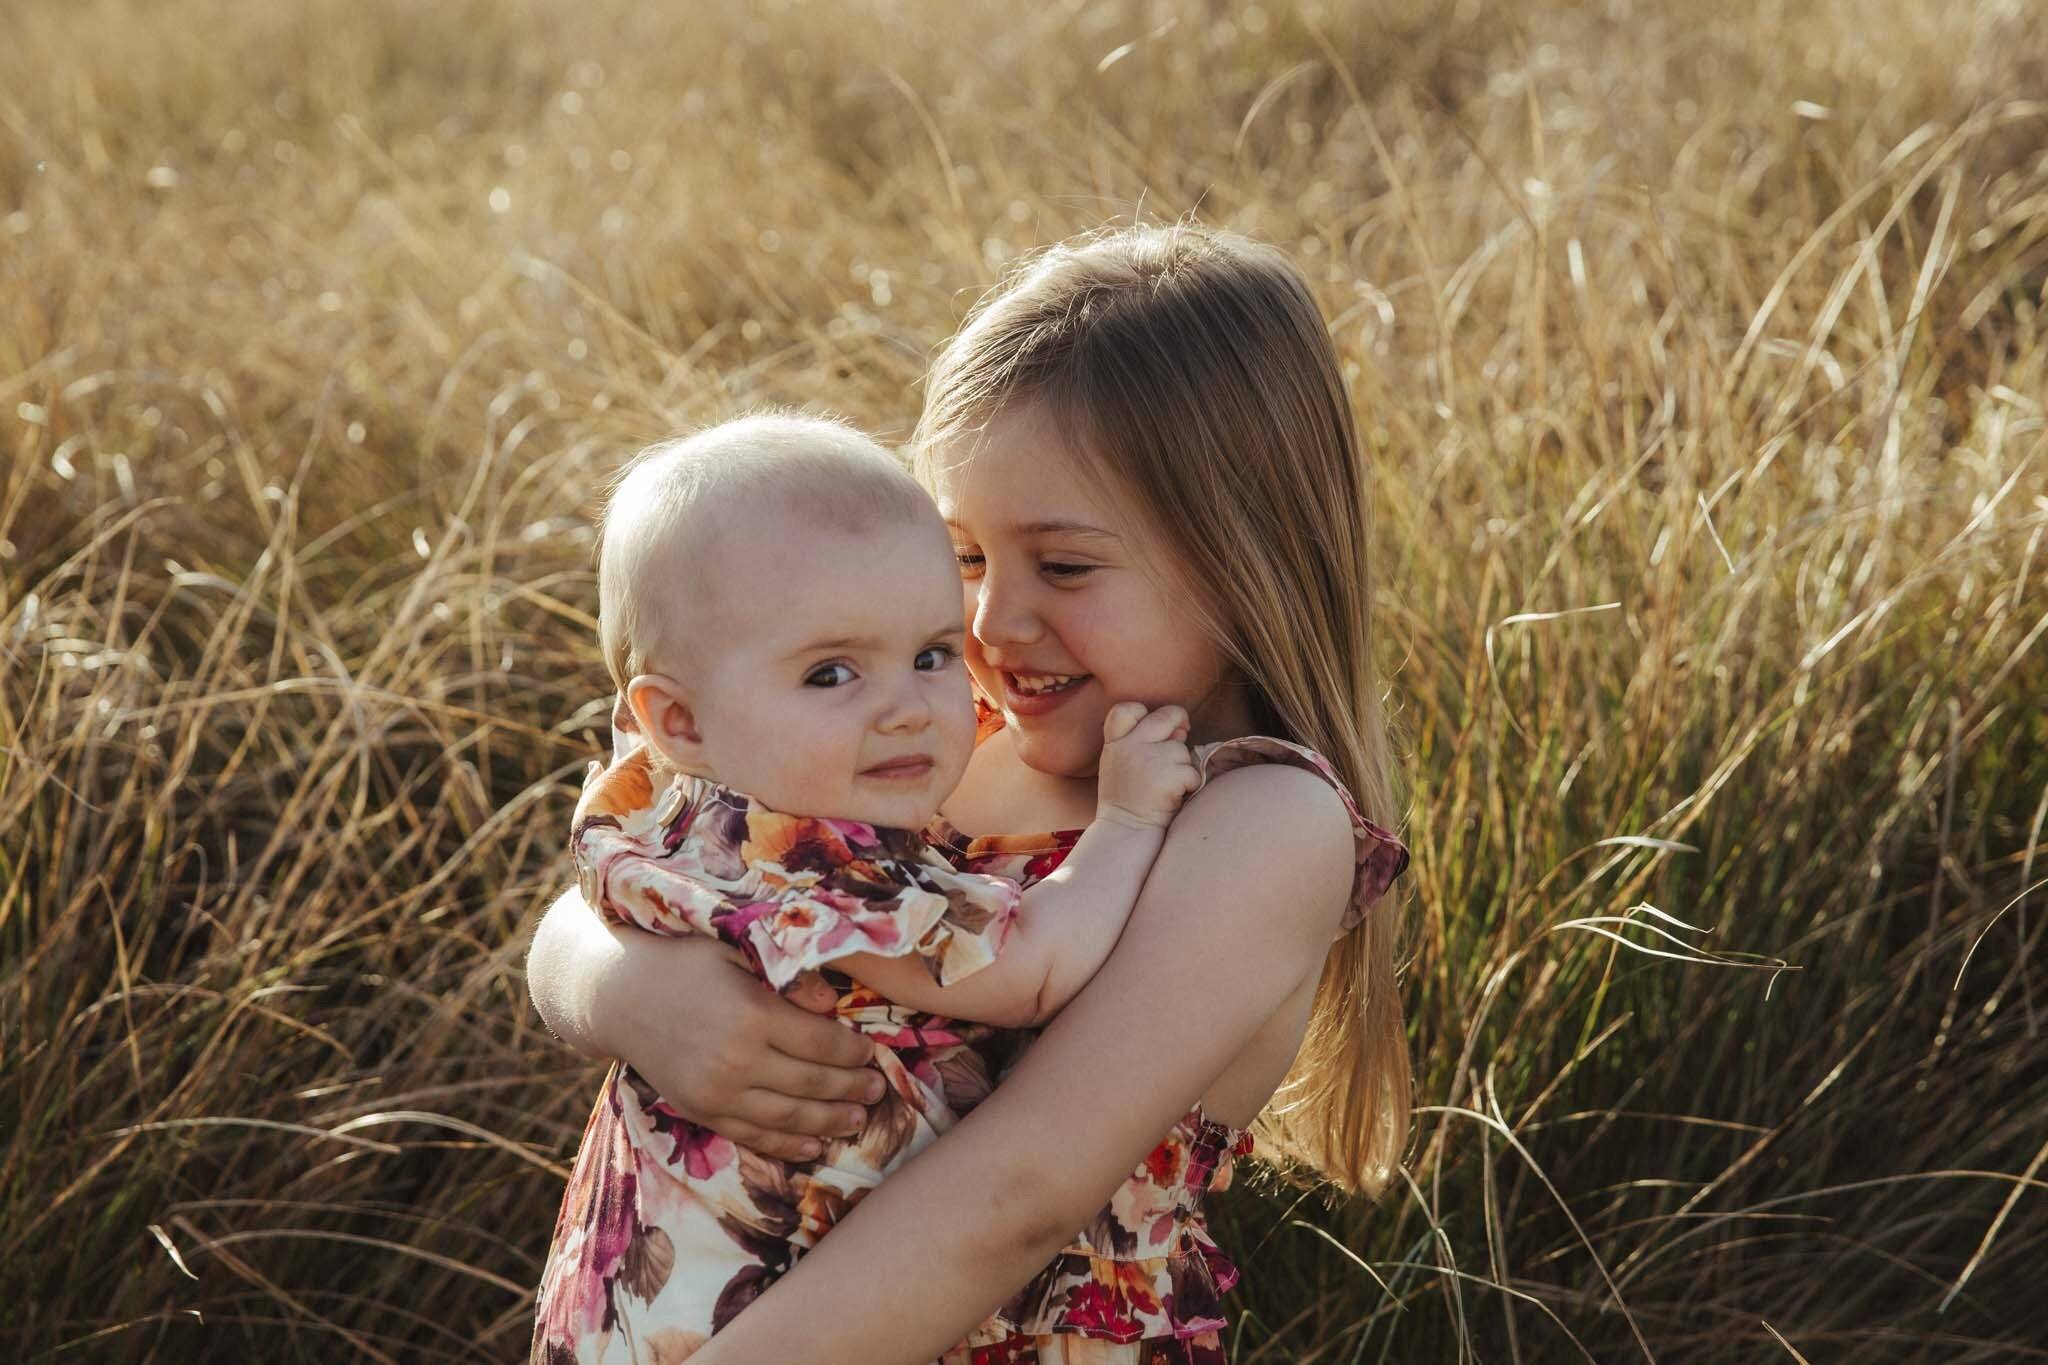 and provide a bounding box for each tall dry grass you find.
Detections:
[3,0,2045,1359]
